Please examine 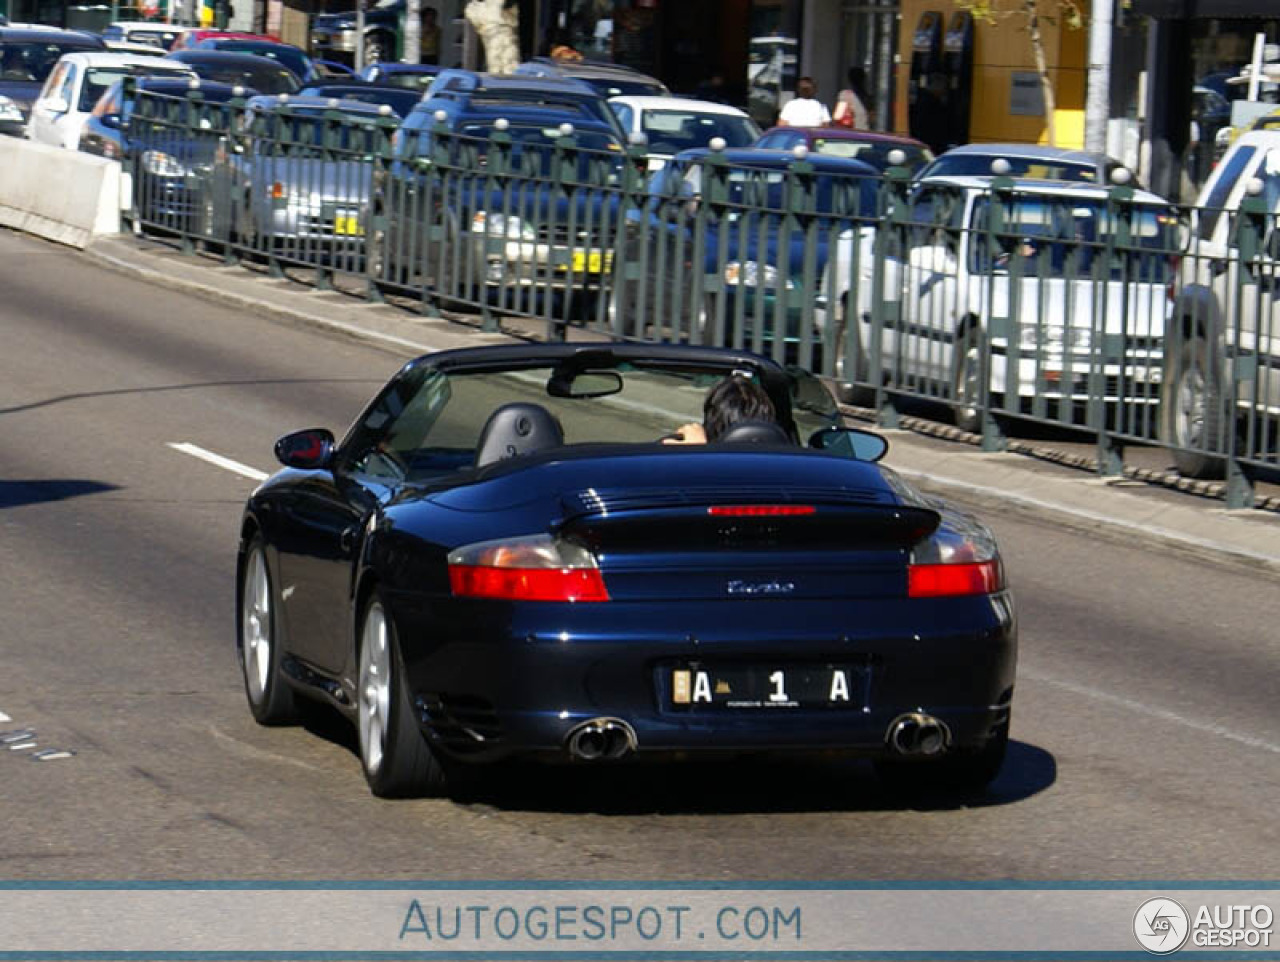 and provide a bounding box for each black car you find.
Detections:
[165,50,300,95]
[297,81,421,118]
[190,39,320,84]
[514,57,669,99]
[238,342,1016,799]
[0,27,105,135]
